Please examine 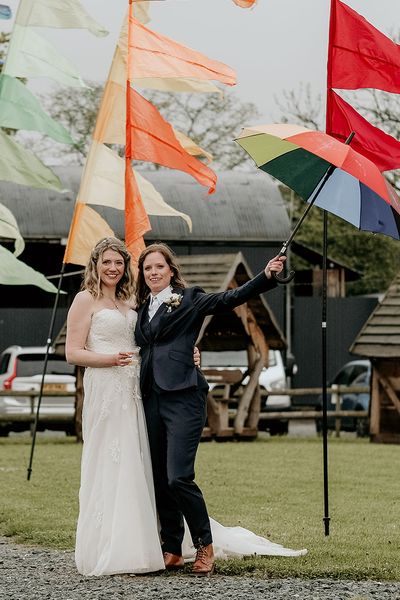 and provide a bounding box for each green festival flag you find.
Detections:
[0,129,63,190]
[0,203,25,256]
[15,0,108,37]
[4,24,86,87]
[0,245,63,293]
[0,74,74,144]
